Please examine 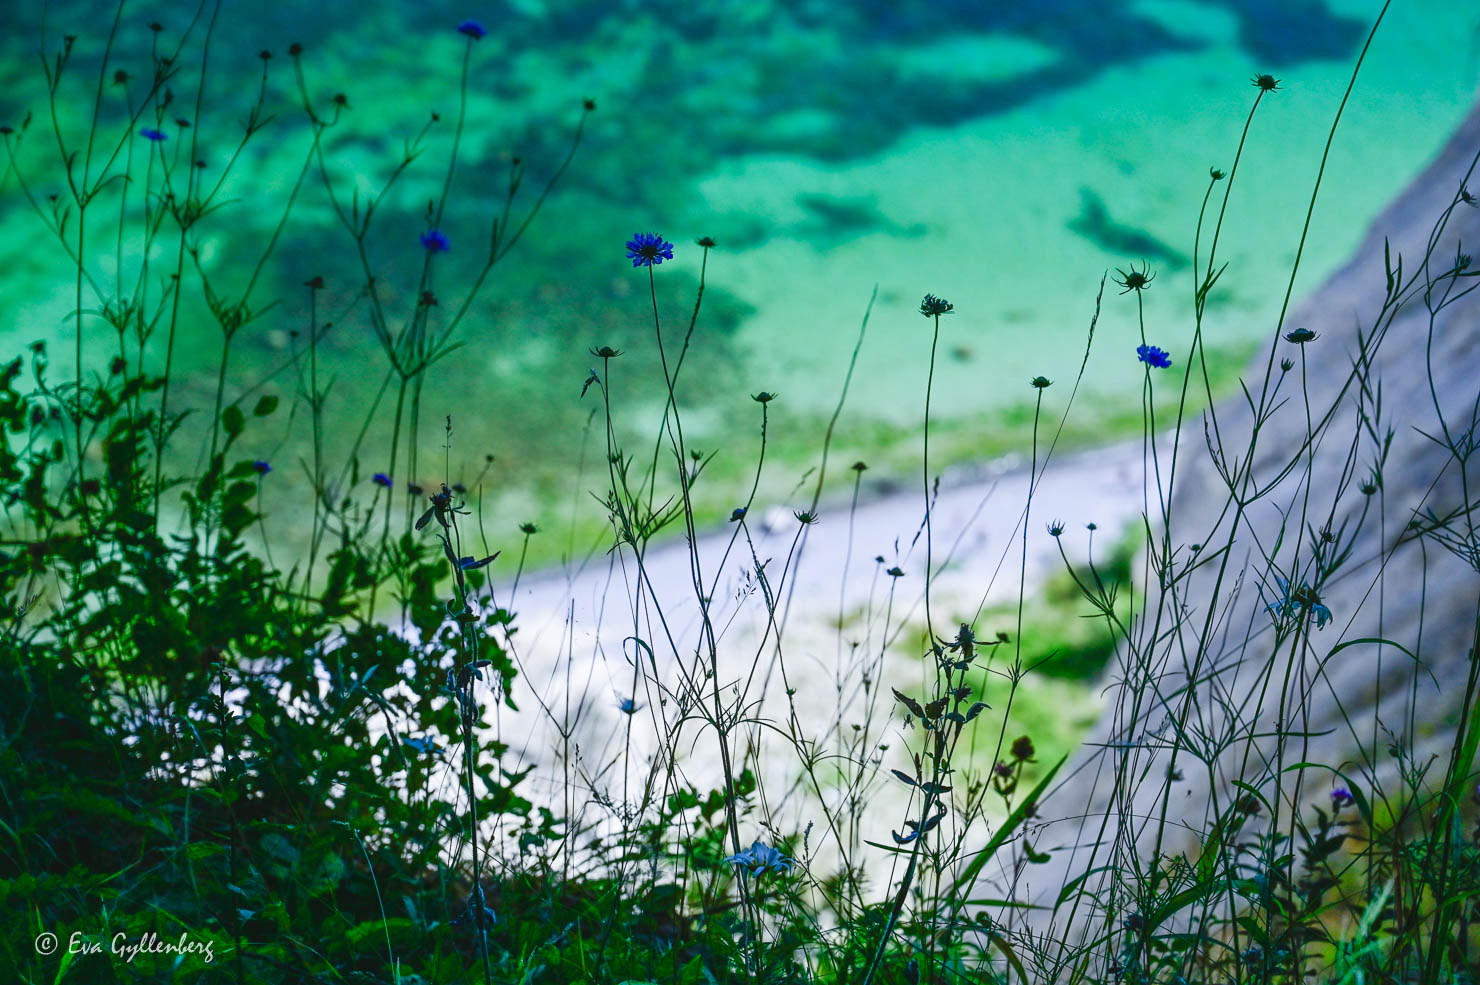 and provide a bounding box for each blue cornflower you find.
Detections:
[373,472,392,487]
[456,20,486,39]
[421,230,450,253]
[616,695,644,714]
[140,128,167,142]
[252,460,271,475]
[1137,344,1172,369]
[1266,575,1333,630]
[723,840,794,877]
[626,232,674,267]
